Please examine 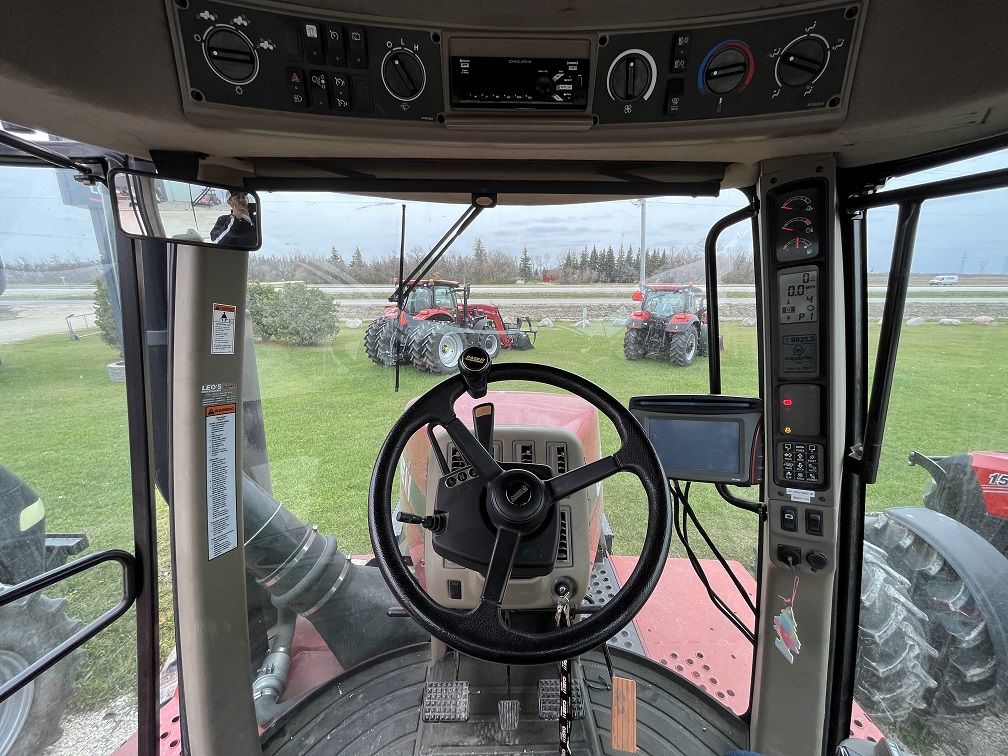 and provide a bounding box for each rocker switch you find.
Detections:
[448,580,462,600]
[781,505,798,532]
[806,509,823,536]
